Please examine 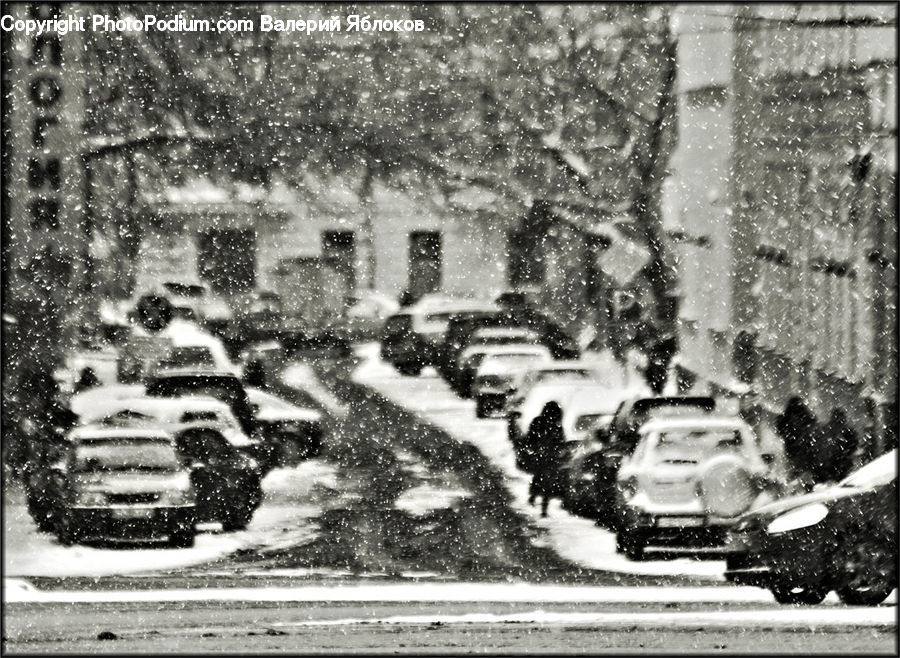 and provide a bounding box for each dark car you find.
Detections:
[439,310,580,390]
[725,449,897,605]
[174,426,264,531]
[145,369,255,435]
